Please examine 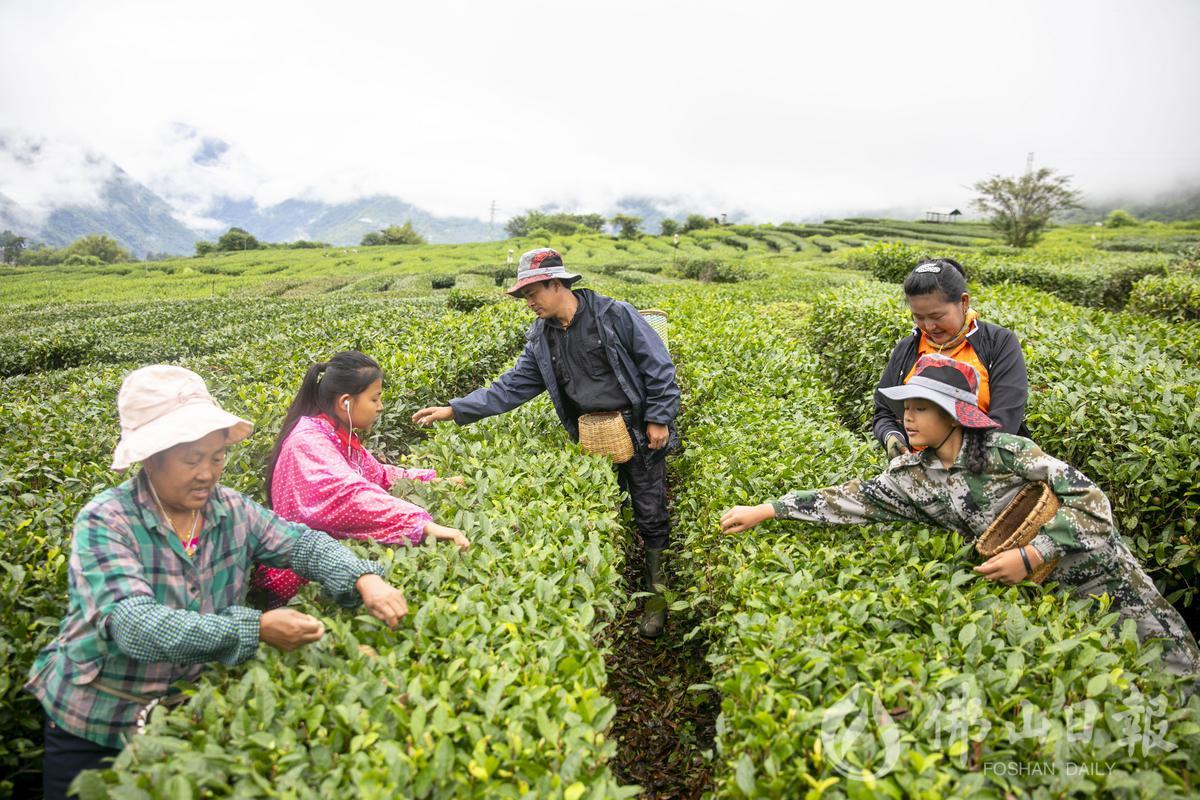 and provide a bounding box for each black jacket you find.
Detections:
[451,289,681,443]
[873,320,1030,447]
